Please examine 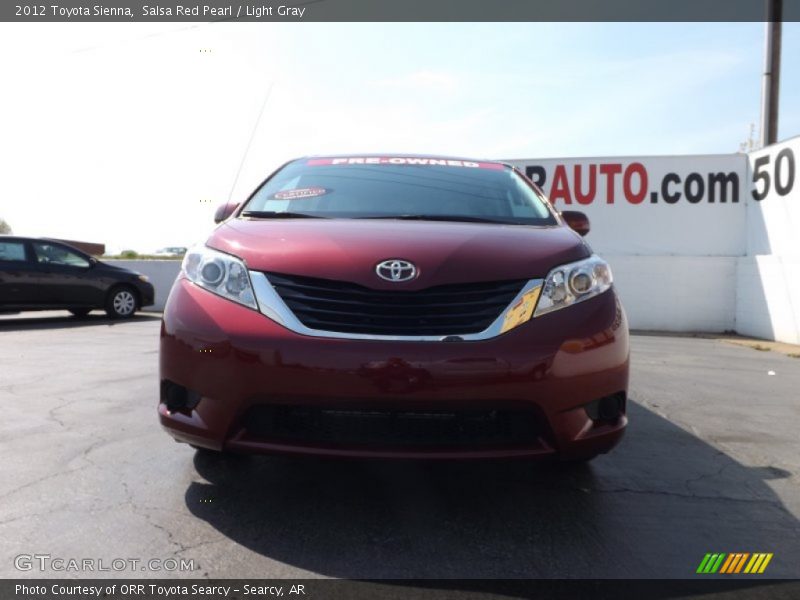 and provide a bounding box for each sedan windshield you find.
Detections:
[243,157,556,225]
